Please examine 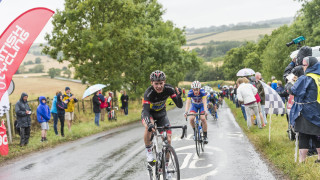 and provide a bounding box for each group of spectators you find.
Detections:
[231,46,320,163]
[15,87,78,146]
[92,90,129,126]
[15,86,130,146]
